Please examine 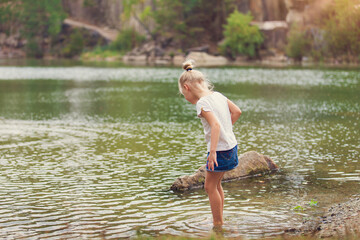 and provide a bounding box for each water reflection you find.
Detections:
[0,67,359,239]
